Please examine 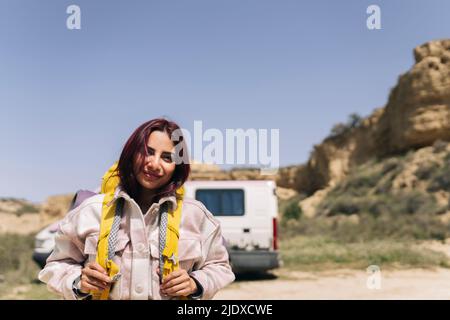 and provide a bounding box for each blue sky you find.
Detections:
[1,0,449,202]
